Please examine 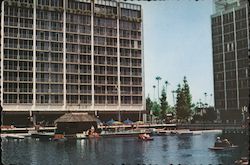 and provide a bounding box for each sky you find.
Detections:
[133,0,214,106]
